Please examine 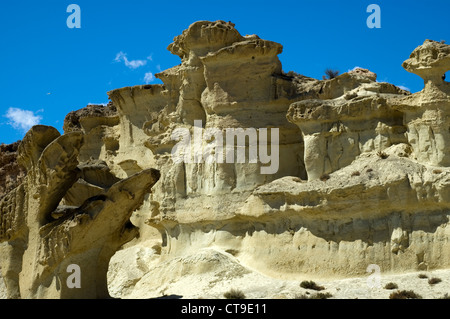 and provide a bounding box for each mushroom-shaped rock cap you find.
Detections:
[168,20,245,58]
[402,40,450,82]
